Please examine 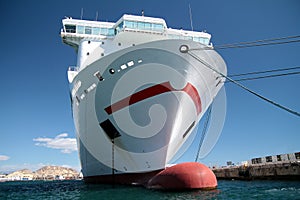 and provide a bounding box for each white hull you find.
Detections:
[70,39,226,177]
